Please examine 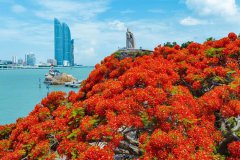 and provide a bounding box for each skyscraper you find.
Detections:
[70,39,74,66]
[54,18,63,65]
[54,18,74,66]
[26,54,36,66]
